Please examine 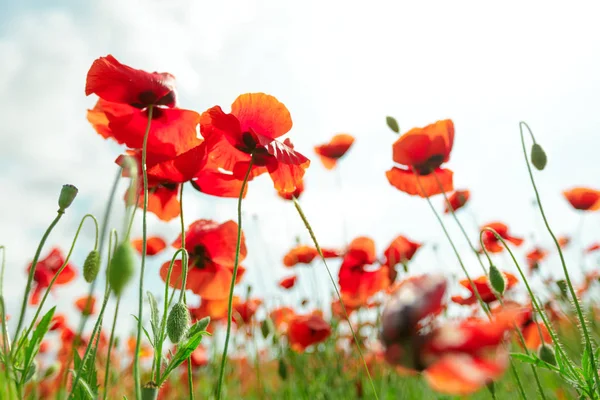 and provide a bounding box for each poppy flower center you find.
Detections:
[132,90,176,109]
[414,154,445,175]
[191,245,211,269]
